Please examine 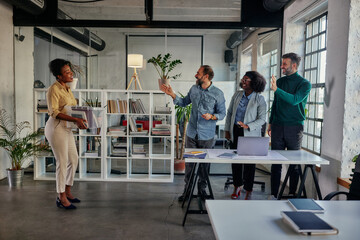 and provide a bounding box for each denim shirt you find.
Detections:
[234,92,253,123]
[174,84,226,140]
